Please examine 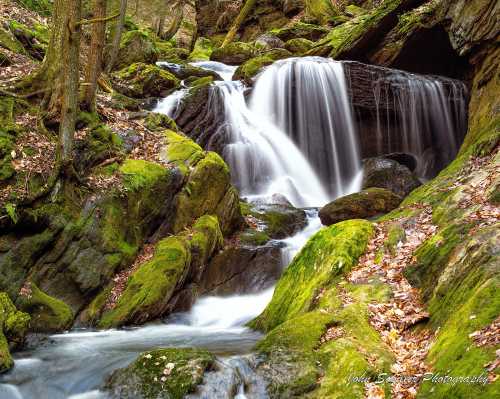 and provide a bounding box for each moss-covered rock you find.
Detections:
[271,22,329,42]
[285,37,314,54]
[251,219,374,331]
[113,62,180,98]
[0,97,19,184]
[97,215,222,328]
[8,20,49,60]
[319,188,402,226]
[144,112,178,132]
[106,347,215,399]
[0,26,26,54]
[16,283,72,333]
[188,37,213,61]
[164,131,243,235]
[157,62,221,81]
[210,41,257,65]
[233,49,292,82]
[0,292,29,373]
[114,29,158,70]
[157,46,190,64]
